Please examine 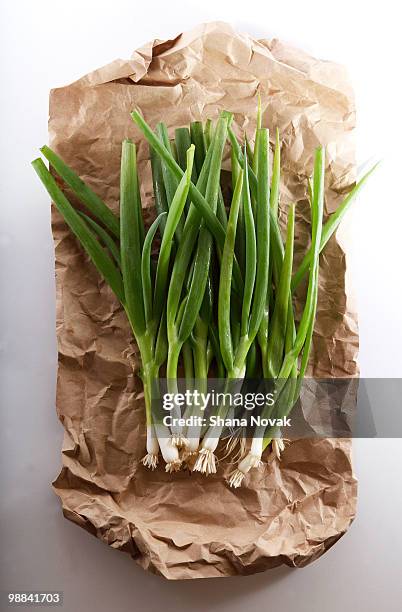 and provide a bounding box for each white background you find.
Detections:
[1,1,401,610]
